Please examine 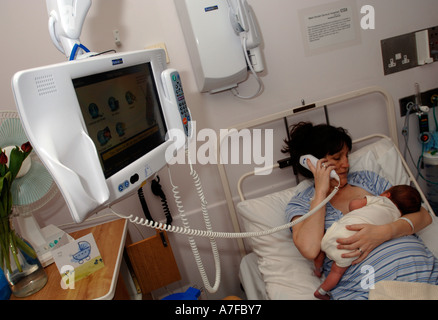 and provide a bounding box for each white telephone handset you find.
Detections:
[299,154,340,182]
[227,0,264,73]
